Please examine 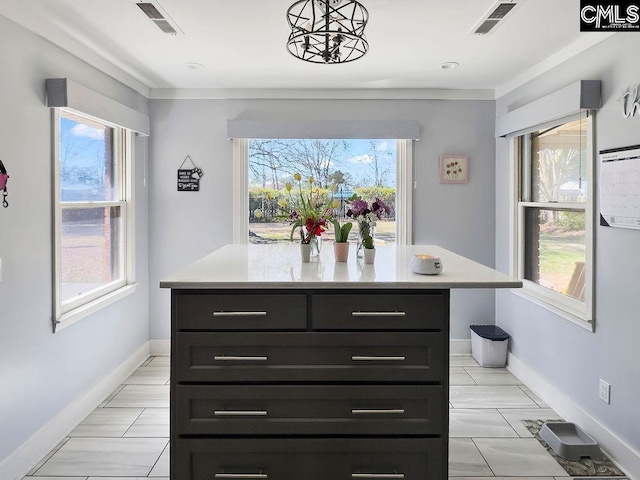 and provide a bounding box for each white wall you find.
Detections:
[148,98,497,340]
[0,15,150,465]
[495,33,640,458]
